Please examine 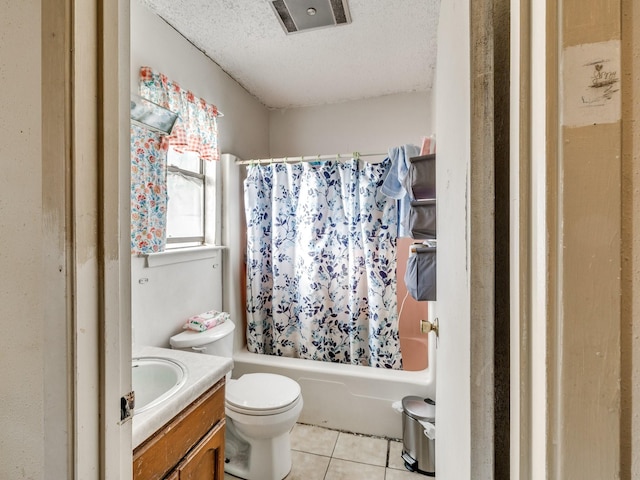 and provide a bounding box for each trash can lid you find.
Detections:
[402,396,436,422]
